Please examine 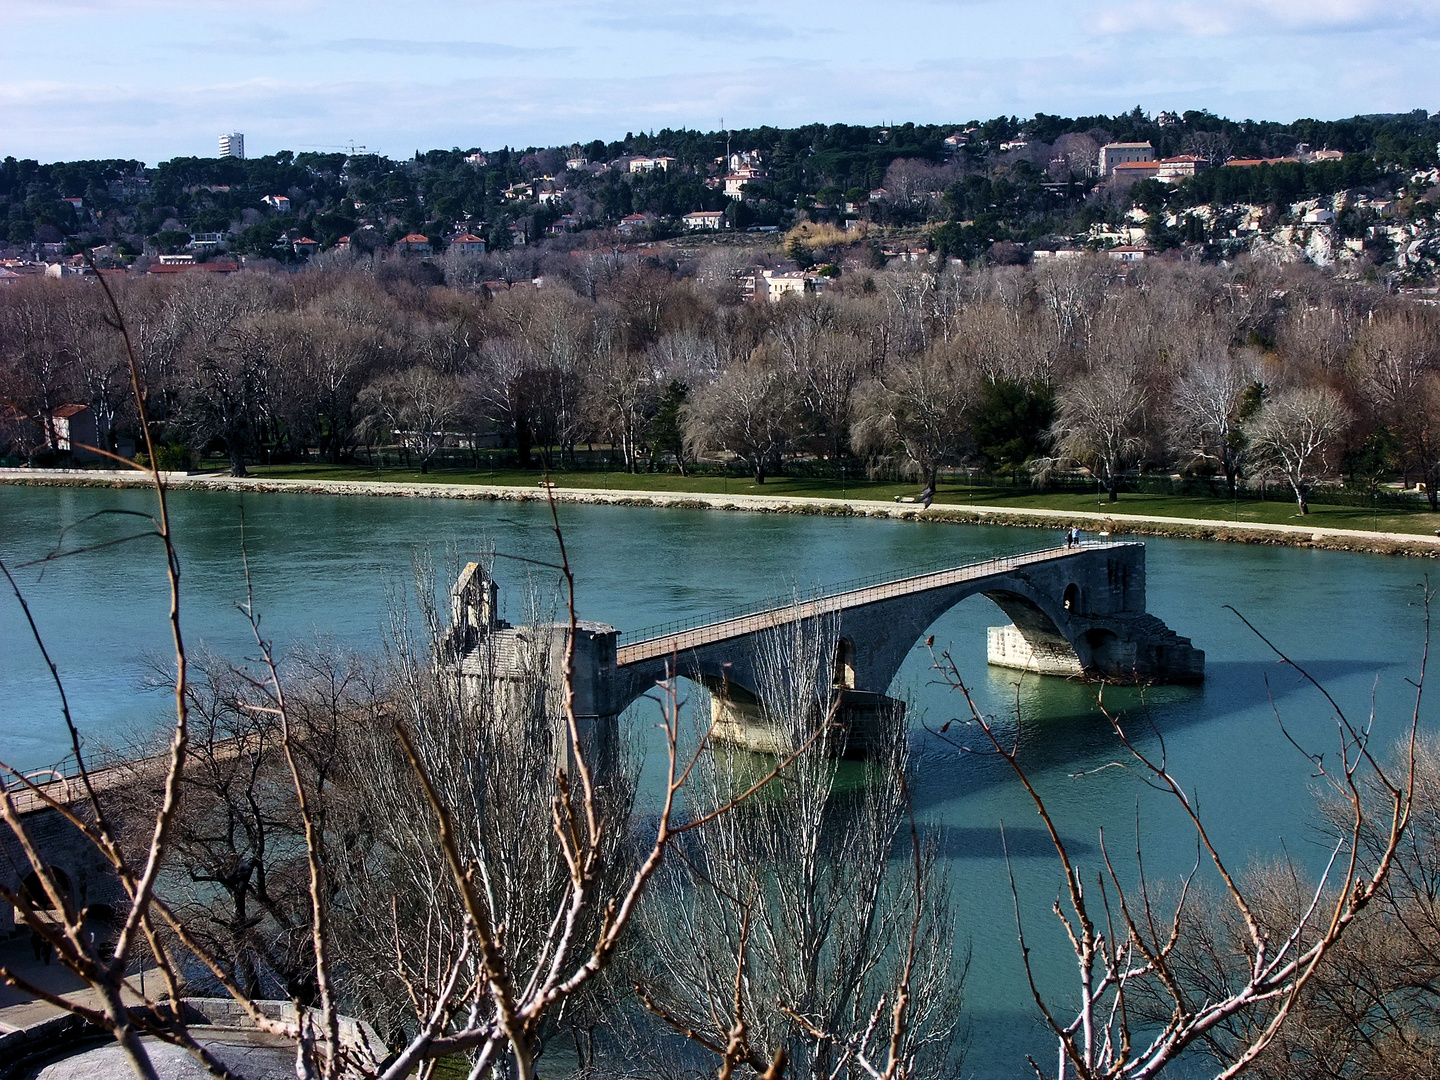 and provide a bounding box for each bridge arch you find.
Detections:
[844,569,1091,696]
[20,867,72,912]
